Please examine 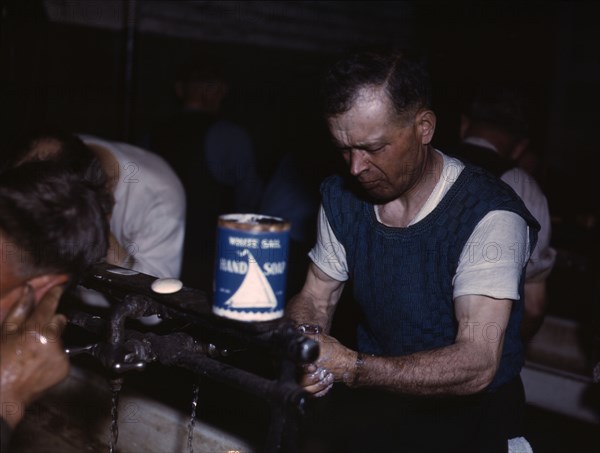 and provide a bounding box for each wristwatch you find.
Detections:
[296,323,322,334]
